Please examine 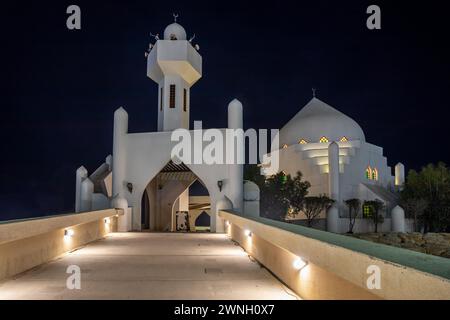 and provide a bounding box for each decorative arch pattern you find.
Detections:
[365,166,379,181]
[372,168,378,181]
[365,166,372,180]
